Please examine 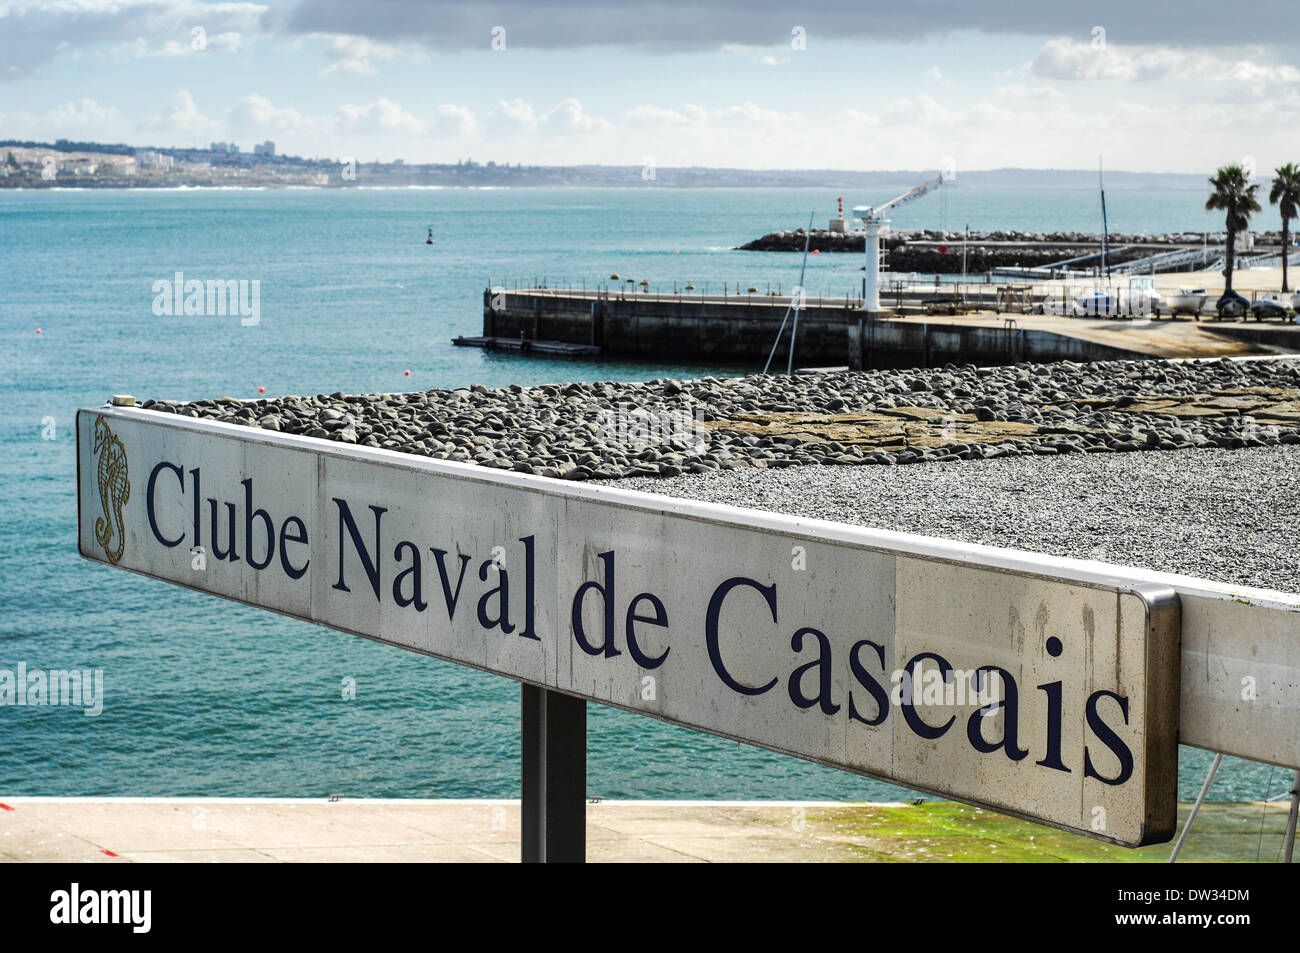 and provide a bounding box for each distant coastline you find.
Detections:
[0,138,1223,191]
